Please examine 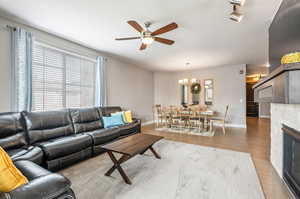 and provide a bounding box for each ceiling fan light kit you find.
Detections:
[141,30,154,44]
[142,37,154,45]
[229,0,245,22]
[115,20,178,50]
